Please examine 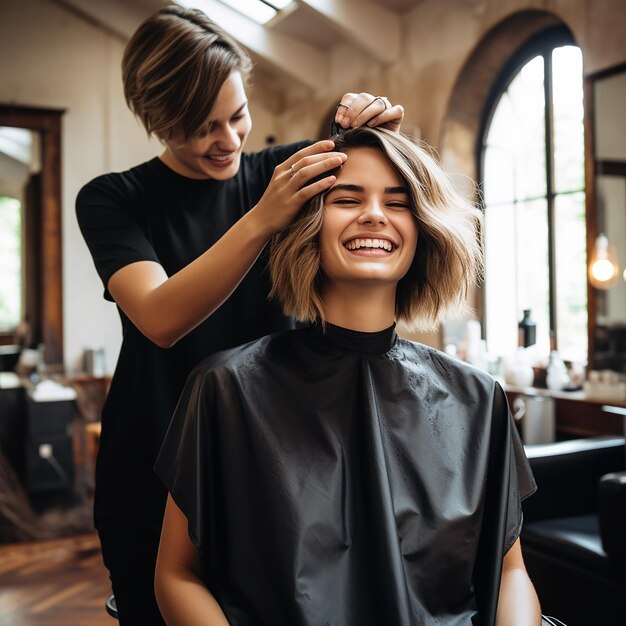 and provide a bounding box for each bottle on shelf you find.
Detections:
[518,309,537,348]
